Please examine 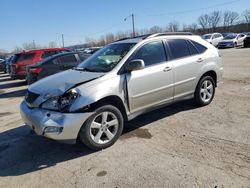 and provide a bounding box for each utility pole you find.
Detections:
[32,40,36,49]
[132,14,135,37]
[61,34,65,48]
[124,14,136,37]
